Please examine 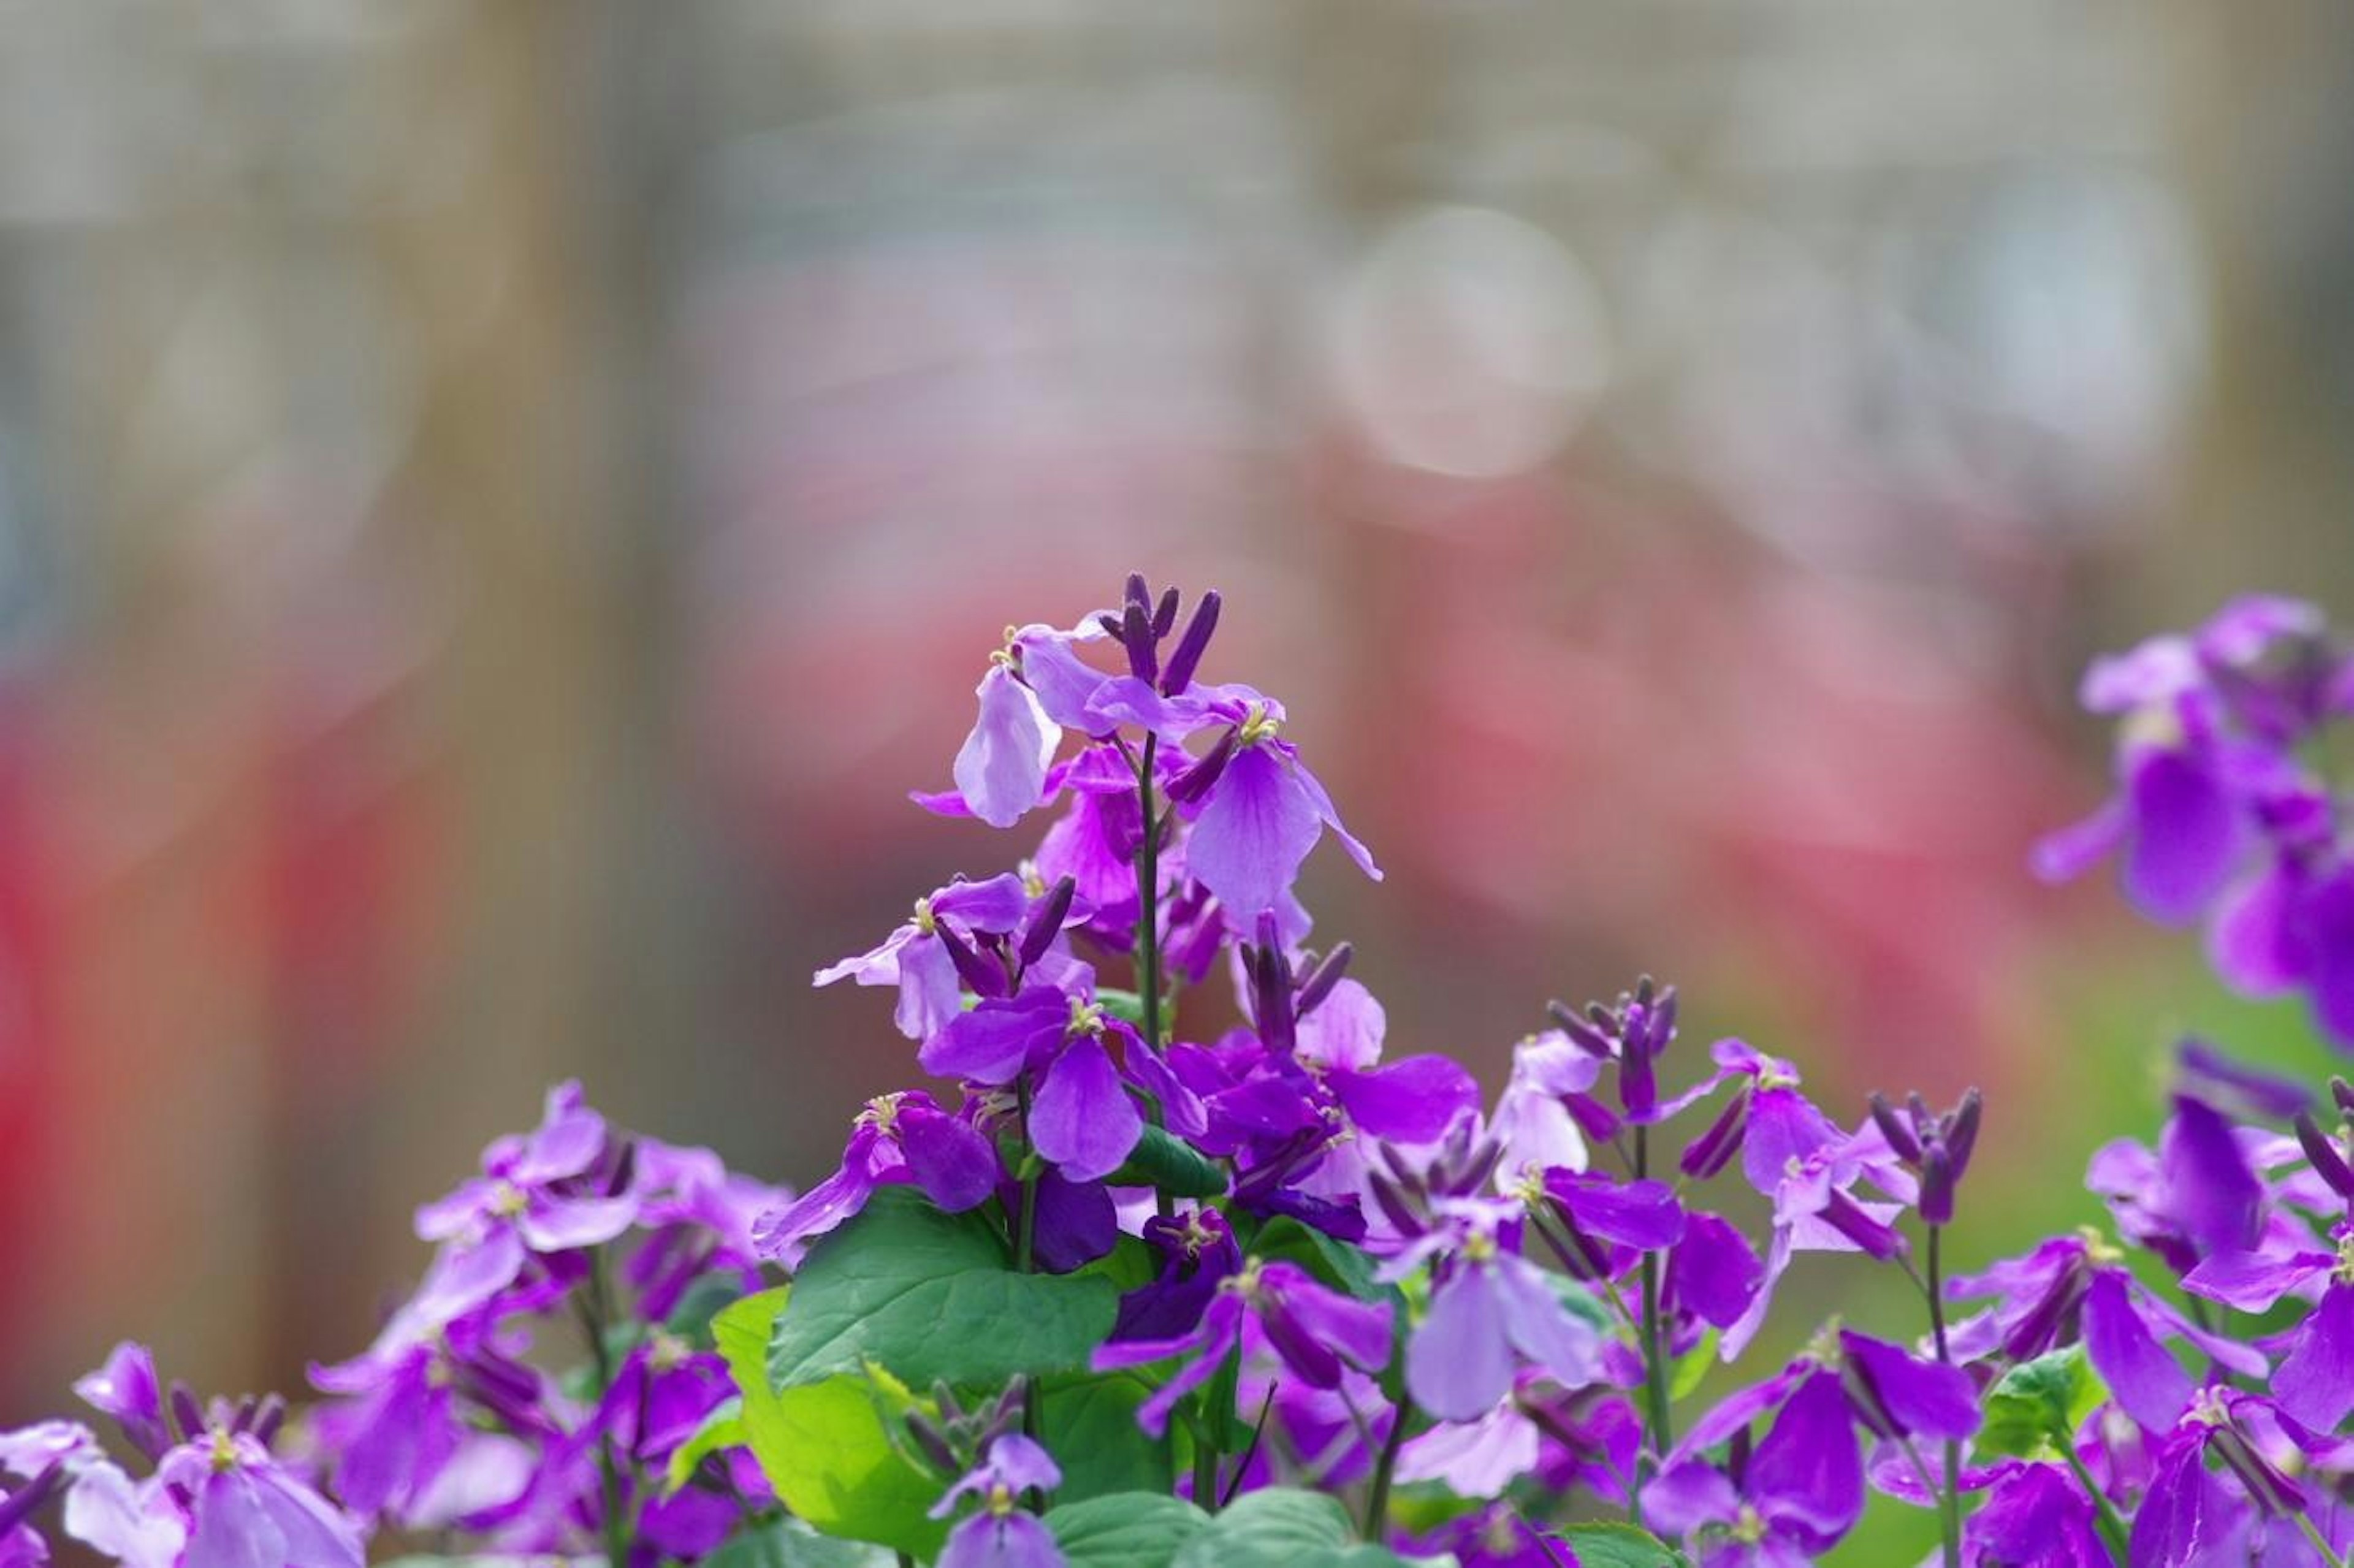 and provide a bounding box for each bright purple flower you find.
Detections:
[70,1344,167,1462]
[1490,1030,1602,1178]
[2185,1233,2354,1431]
[1386,1200,1605,1421]
[623,1136,791,1320]
[1960,1463,2108,1568]
[1092,1258,1393,1437]
[1647,1372,1864,1562]
[953,660,1061,829]
[813,872,1038,1040]
[754,1089,999,1255]
[923,982,1160,1182]
[1667,1211,1766,1332]
[1176,698,1379,922]
[930,1435,1067,1568]
[155,1428,365,1568]
[1109,1208,1243,1342]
